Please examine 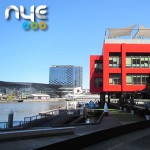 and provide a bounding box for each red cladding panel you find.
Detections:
[90,55,103,94]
